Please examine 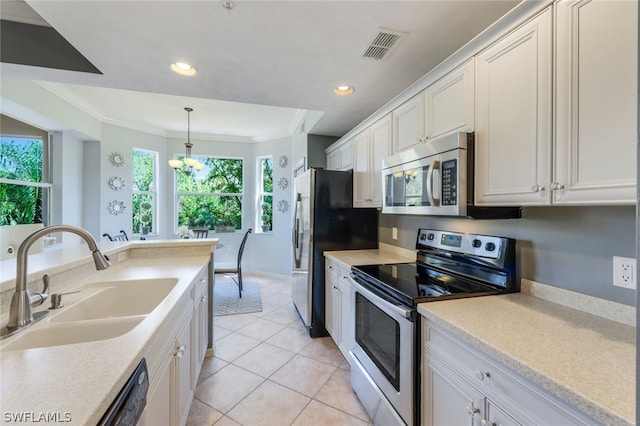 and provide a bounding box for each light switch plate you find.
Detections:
[392,227,398,240]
